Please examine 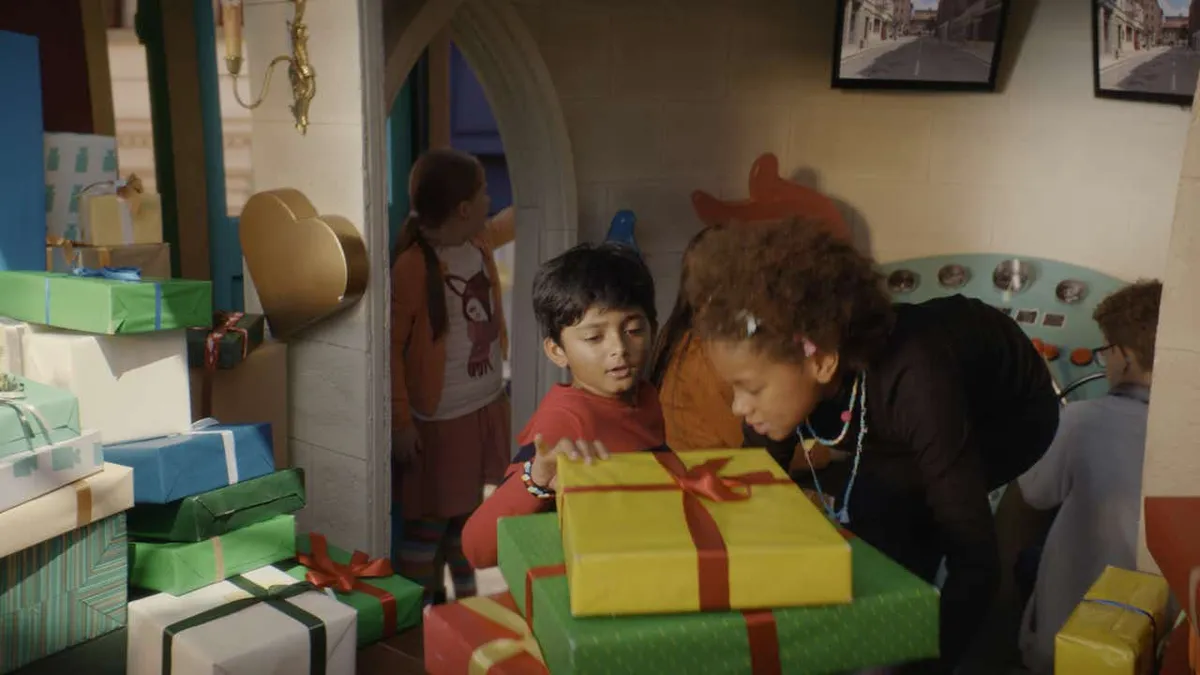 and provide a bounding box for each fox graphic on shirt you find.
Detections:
[446,270,499,377]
